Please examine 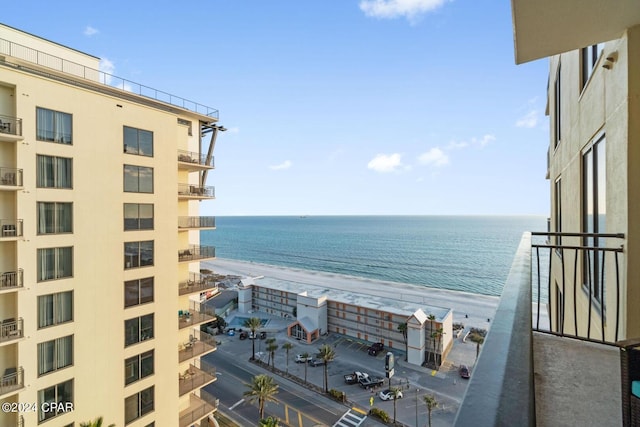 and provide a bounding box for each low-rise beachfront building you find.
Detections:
[236,277,453,366]
[0,24,223,426]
